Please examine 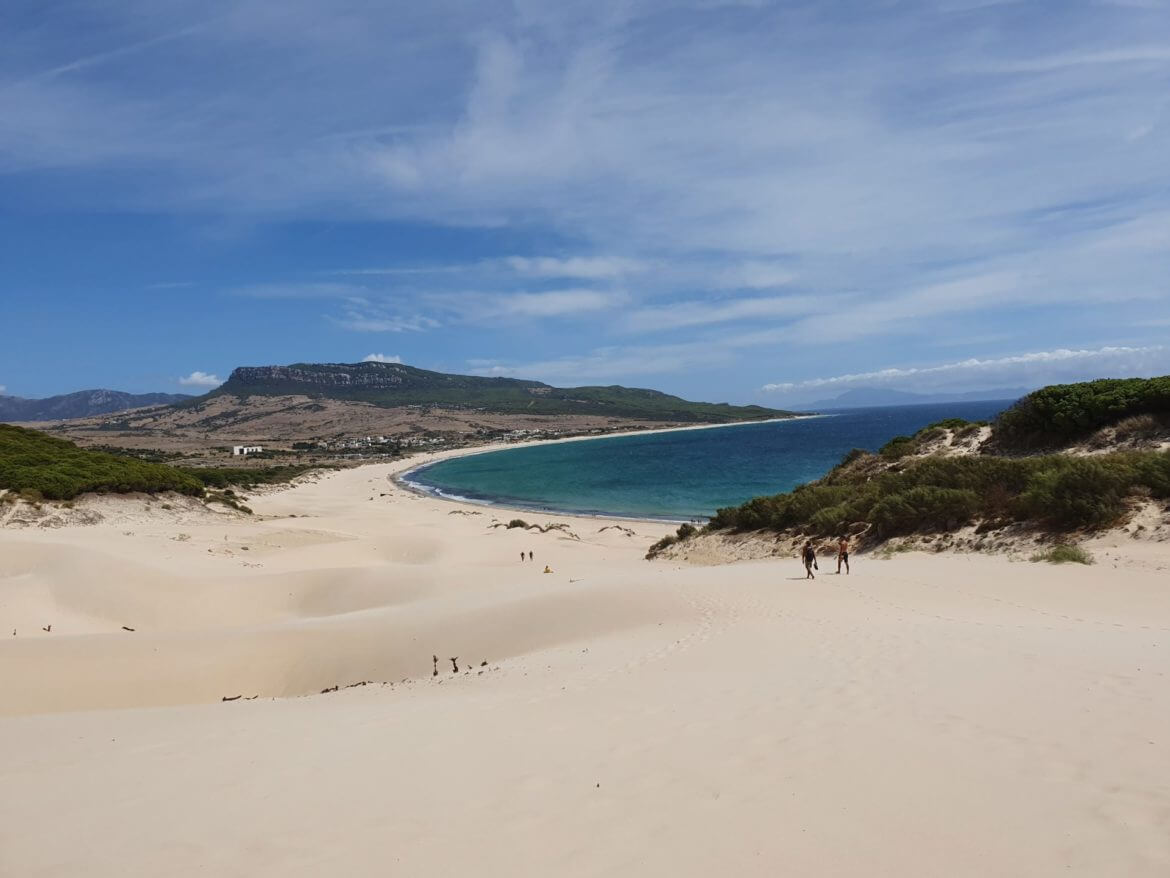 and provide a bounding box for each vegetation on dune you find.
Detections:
[708,448,1170,538]
[650,379,1170,555]
[0,425,327,504]
[178,464,328,490]
[994,376,1170,450]
[646,523,698,558]
[1031,544,1094,565]
[0,424,205,501]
